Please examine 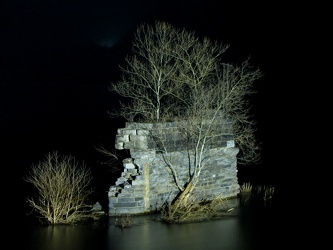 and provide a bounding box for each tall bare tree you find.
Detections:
[109,22,183,122]
[109,21,263,217]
